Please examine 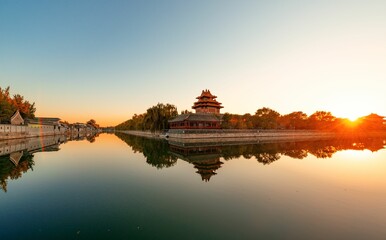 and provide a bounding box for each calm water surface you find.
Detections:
[1,133,386,239]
